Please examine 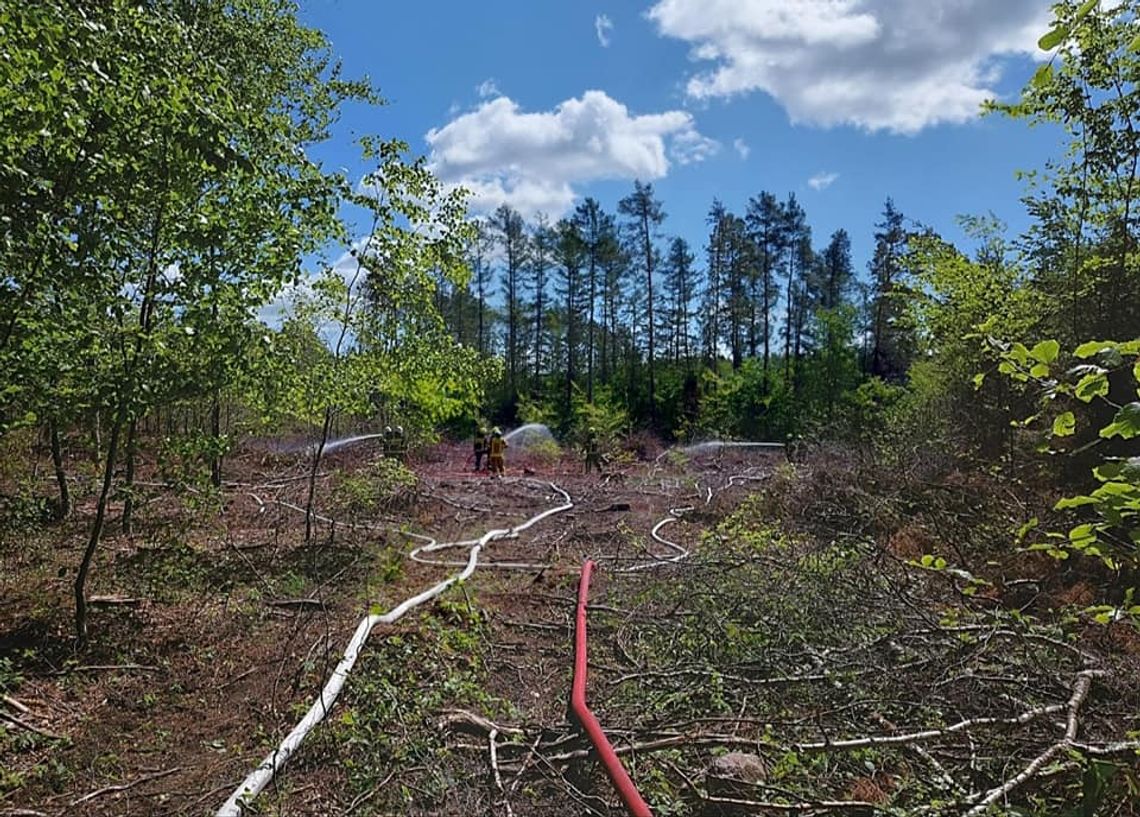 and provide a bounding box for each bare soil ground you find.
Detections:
[1,439,1137,816]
